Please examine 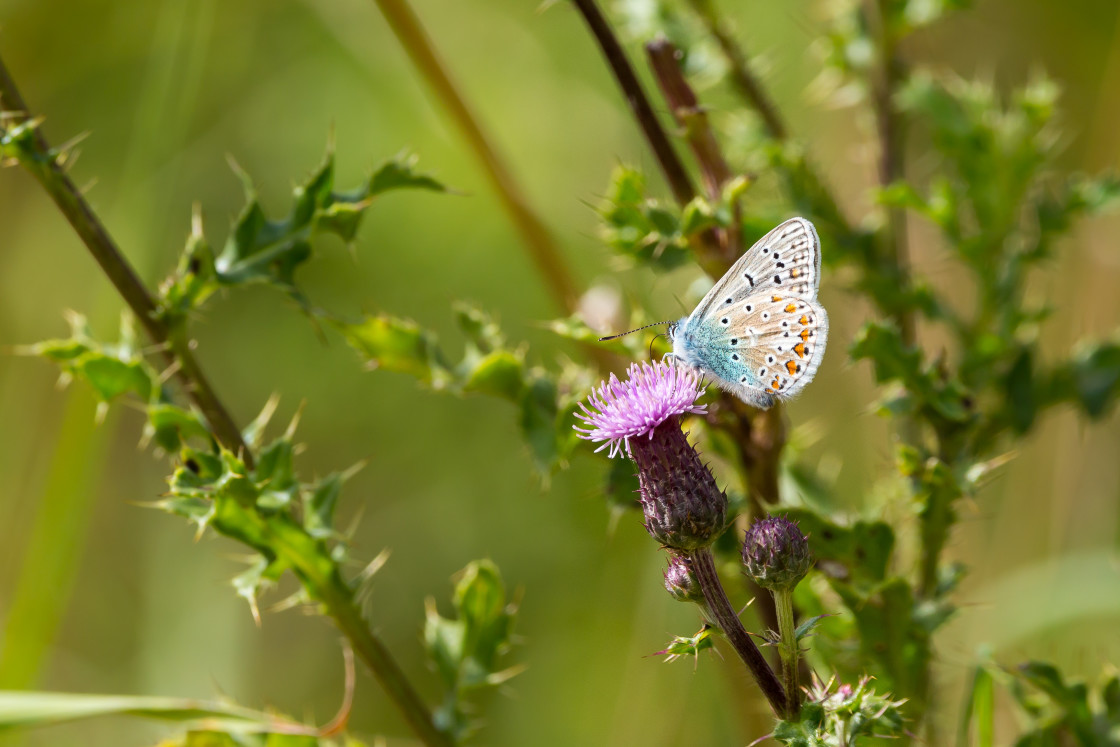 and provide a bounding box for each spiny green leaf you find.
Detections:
[794,614,829,642]
[463,351,524,400]
[157,149,446,320]
[653,625,716,663]
[424,561,519,742]
[303,473,344,539]
[332,314,453,388]
[519,374,560,472]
